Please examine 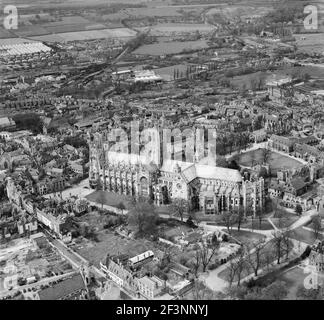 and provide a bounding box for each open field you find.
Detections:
[290,226,324,245]
[29,28,136,43]
[155,64,189,81]
[0,38,38,46]
[226,230,266,246]
[137,23,216,35]
[234,148,304,175]
[85,190,131,209]
[133,40,209,56]
[74,230,158,267]
[294,33,324,55]
[276,65,324,80]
